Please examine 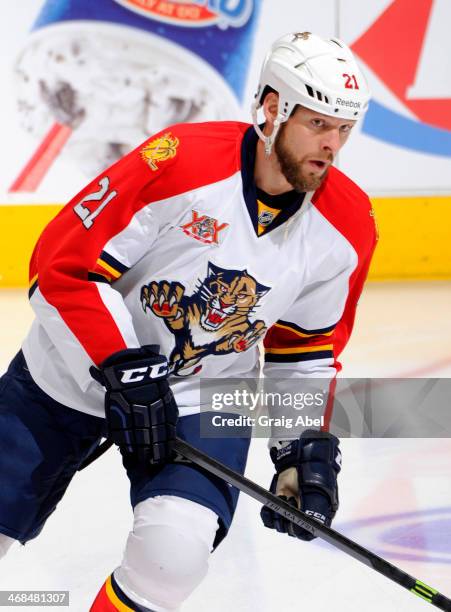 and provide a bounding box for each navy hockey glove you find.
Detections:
[90,345,178,464]
[261,430,341,541]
